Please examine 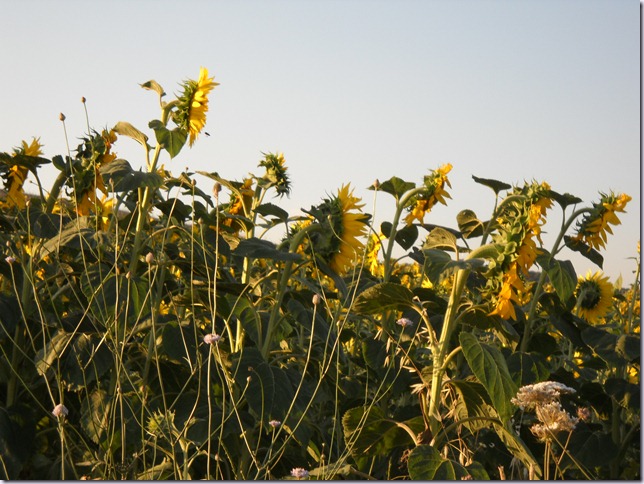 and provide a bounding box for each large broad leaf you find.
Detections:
[0,405,36,479]
[459,332,518,423]
[62,334,113,390]
[113,121,149,147]
[149,120,187,158]
[255,203,289,224]
[35,330,74,376]
[564,236,603,268]
[548,190,582,210]
[80,389,111,445]
[353,282,415,314]
[581,326,640,365]
[563,424,619,471]
[407,445,468,479]
[457,209,484,239]
[536,252,577,303]
[232,237,302,262]
[154,198,192,221]
[448,379,499,432]
[420,248,453,283]
[100,158,164,192]
[472,175,511,194]
[506,352,550,387]
[424,227,458,252]
[342,406,422,457]
[394,224,419,250]
[231,347,295,422]
[370,176,415,199]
